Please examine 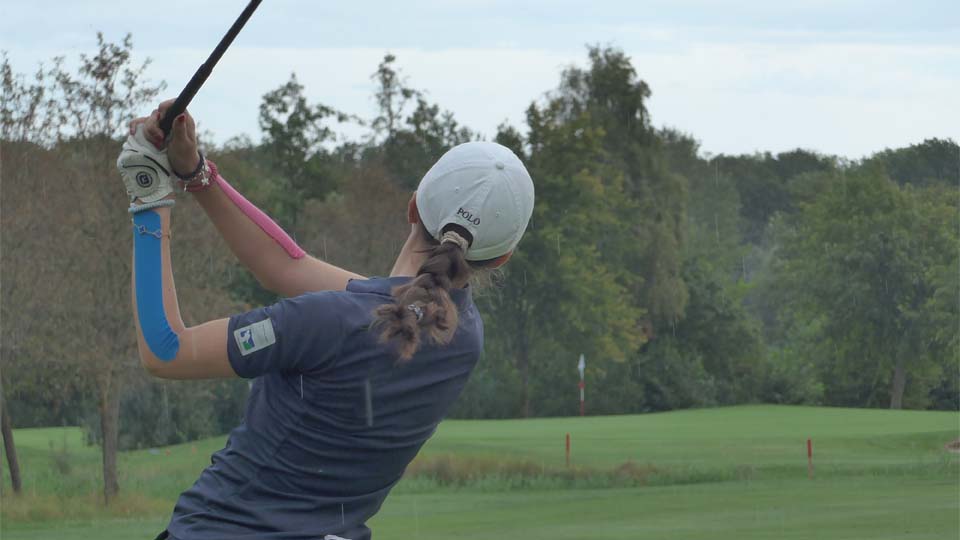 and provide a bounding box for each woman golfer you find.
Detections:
[119,101,534,540]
